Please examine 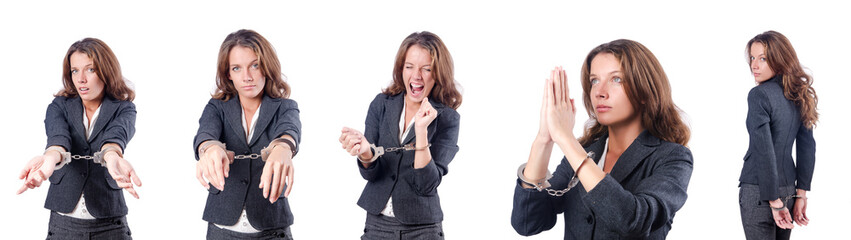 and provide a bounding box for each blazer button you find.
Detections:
[390,175,396,181]
[244,151,250,155]
[241,179,249,185]
[586,215,593,224]
[81,173,87,177]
